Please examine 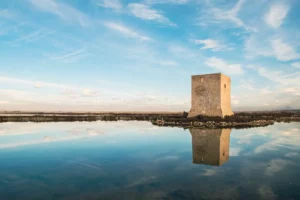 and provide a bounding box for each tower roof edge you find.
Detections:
[191,72,230,78]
